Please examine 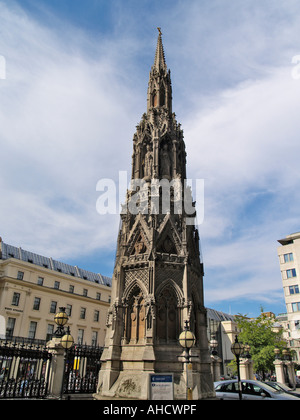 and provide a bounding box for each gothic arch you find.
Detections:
[123,277,148,303]
[156,278,183,305]
[156,215,182,255]
[155,279,182,343]
[126,217,151,257]
[124,283,146,343]
[159,83,165,107]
